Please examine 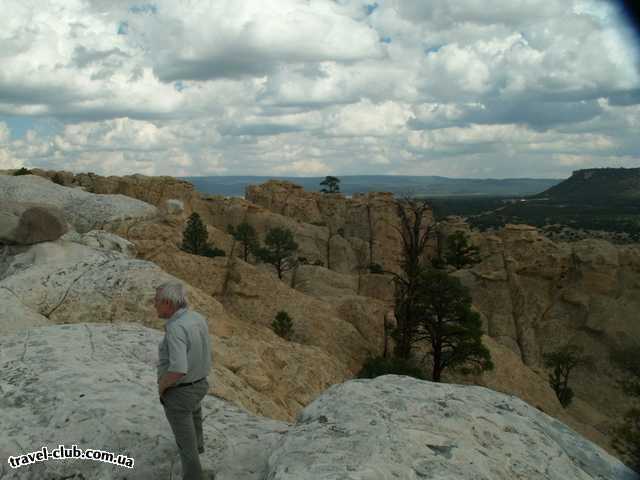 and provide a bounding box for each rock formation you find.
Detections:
[448,221,640,444]
[246,179,431,273]
[0,324,635,480]
[2,171,638,471]
[0,202,68,245]
[114,216,390,373]
[22,171,431,274]
[0,175,158,233]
